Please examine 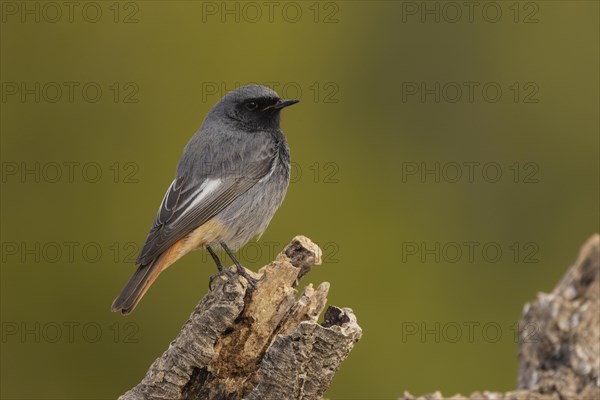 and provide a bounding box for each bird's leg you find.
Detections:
[220,241,258,290]
[207,245,226,271]
[207,245,234,289]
